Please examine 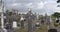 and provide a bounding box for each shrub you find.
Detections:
[54,23,59,27]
